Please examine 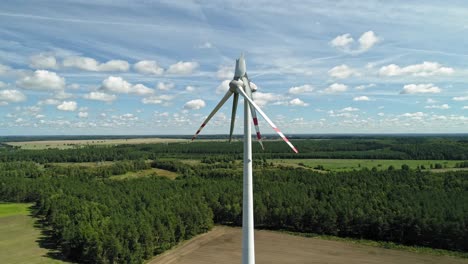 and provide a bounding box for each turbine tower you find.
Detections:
[192,53,298,264]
